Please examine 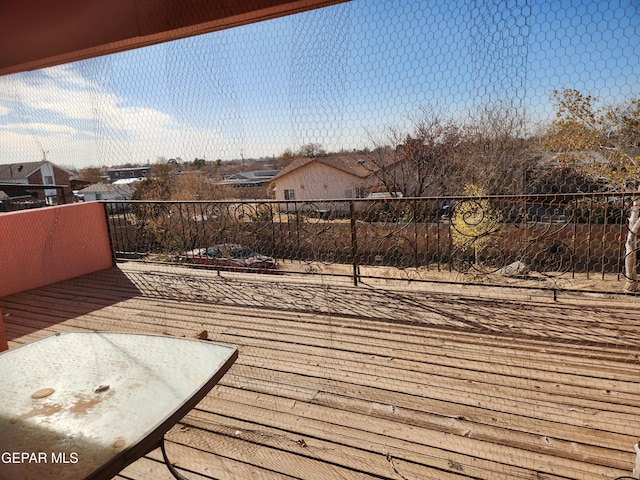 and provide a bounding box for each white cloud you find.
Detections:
[0,122,77,136]
[0,63,231,168]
